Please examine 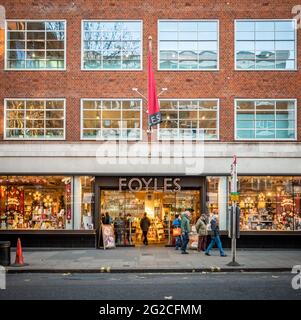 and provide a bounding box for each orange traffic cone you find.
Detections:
[12,238,27,267]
